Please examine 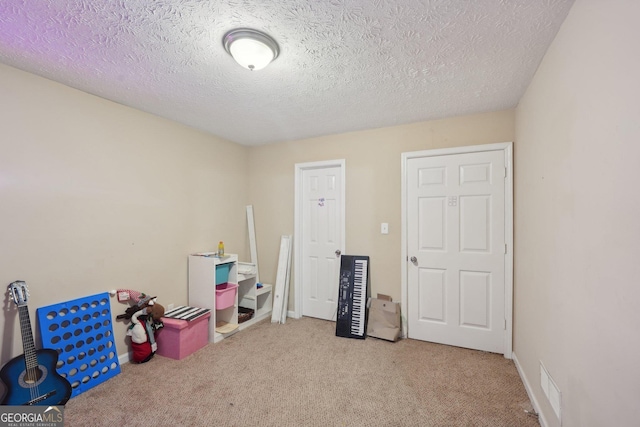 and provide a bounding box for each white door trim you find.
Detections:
[294,159,346,319]
[401,142,513,358]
